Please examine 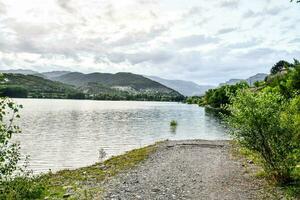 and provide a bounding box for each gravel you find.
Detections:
[102,140,279,200]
